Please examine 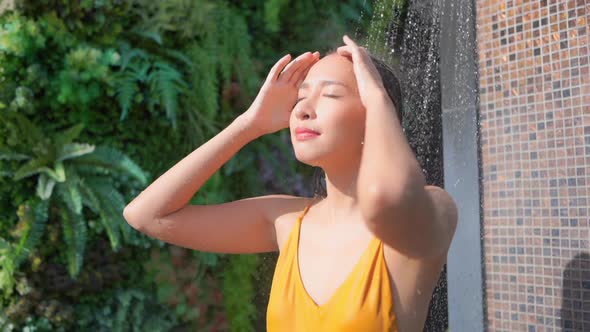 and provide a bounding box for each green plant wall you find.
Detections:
[0,1,376,331]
